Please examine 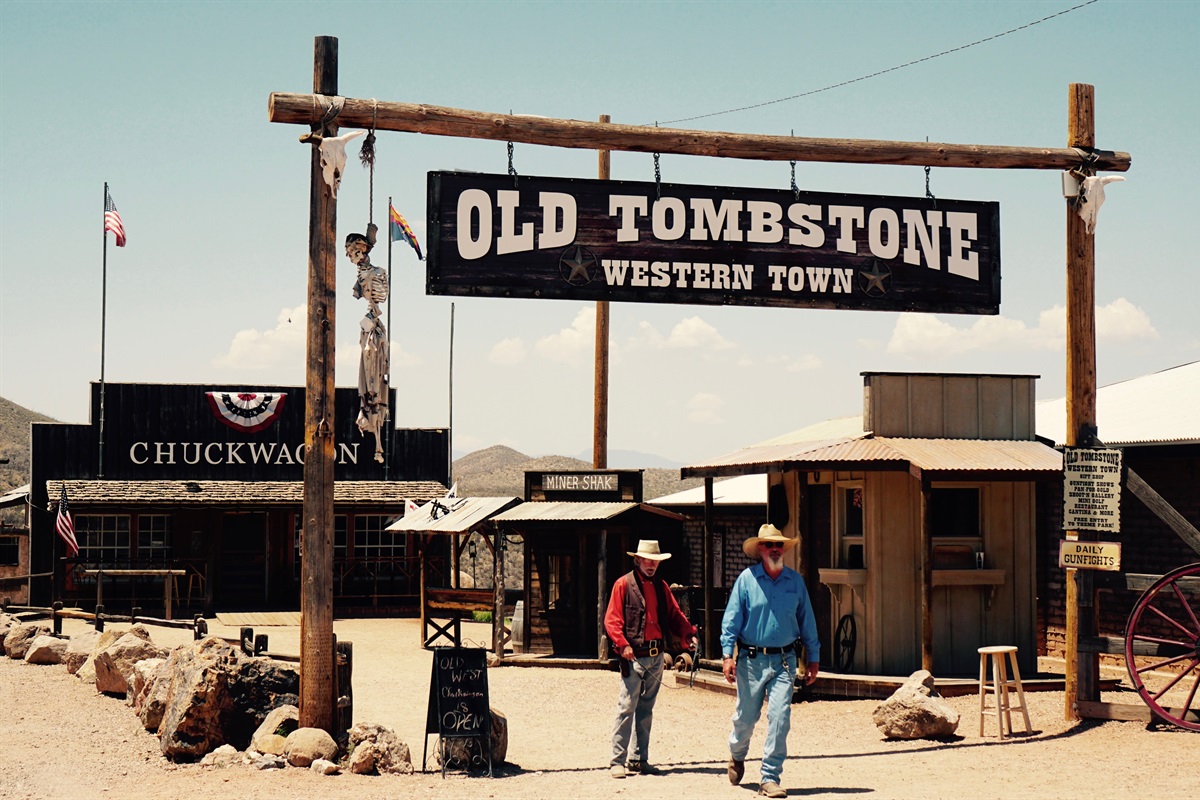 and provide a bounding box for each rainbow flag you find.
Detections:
[389,203,424,260]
